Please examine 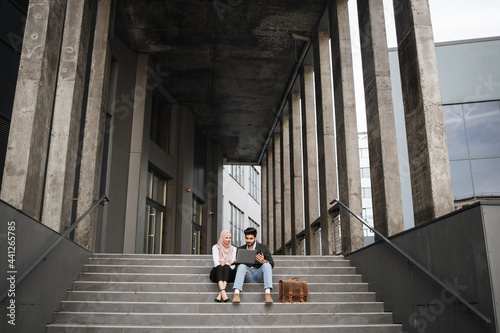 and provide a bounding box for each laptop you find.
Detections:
[235,249,259,265]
